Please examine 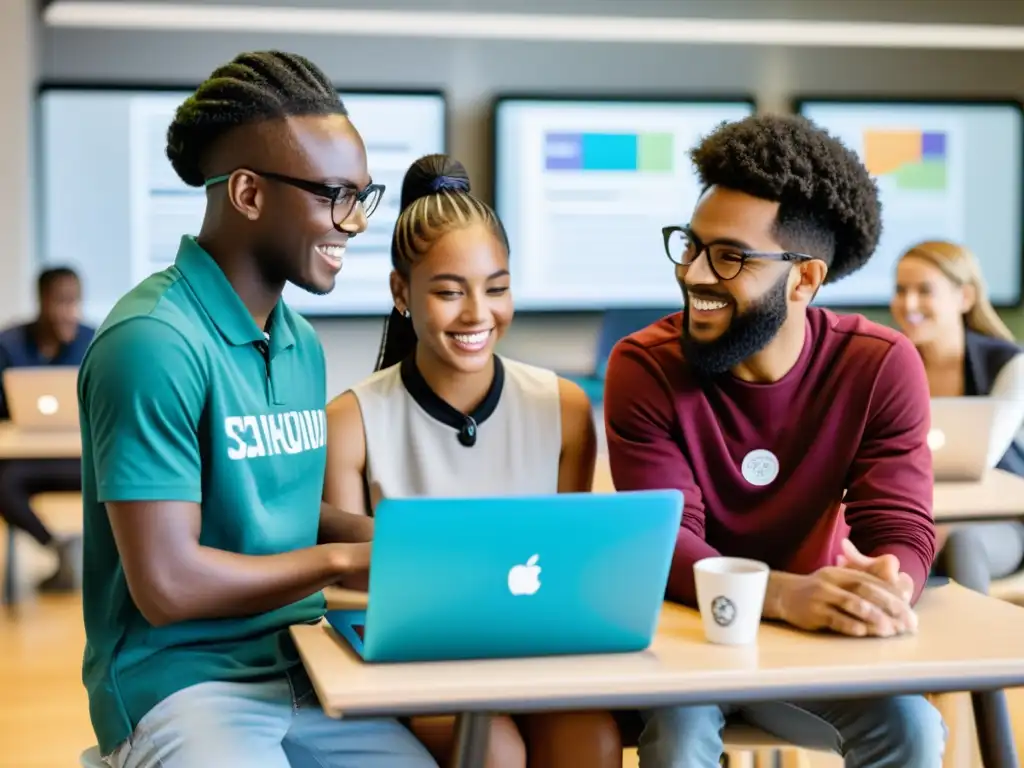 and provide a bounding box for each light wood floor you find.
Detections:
[4,541,1024,768]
